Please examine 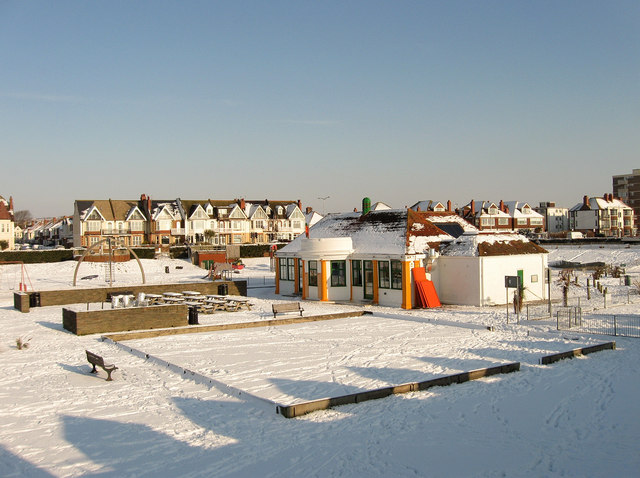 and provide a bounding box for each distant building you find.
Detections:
[569,194,635,237]
[73,196,306,249]
[535,202,569,234]
[613,169,640,228]
[0,195,15,250]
